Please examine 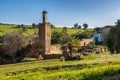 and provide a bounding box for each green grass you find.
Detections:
[0,24,90,36]
[0,53,120,80]
[1,62,120,80]
[52,27,84,35]
[0,24,37,36]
